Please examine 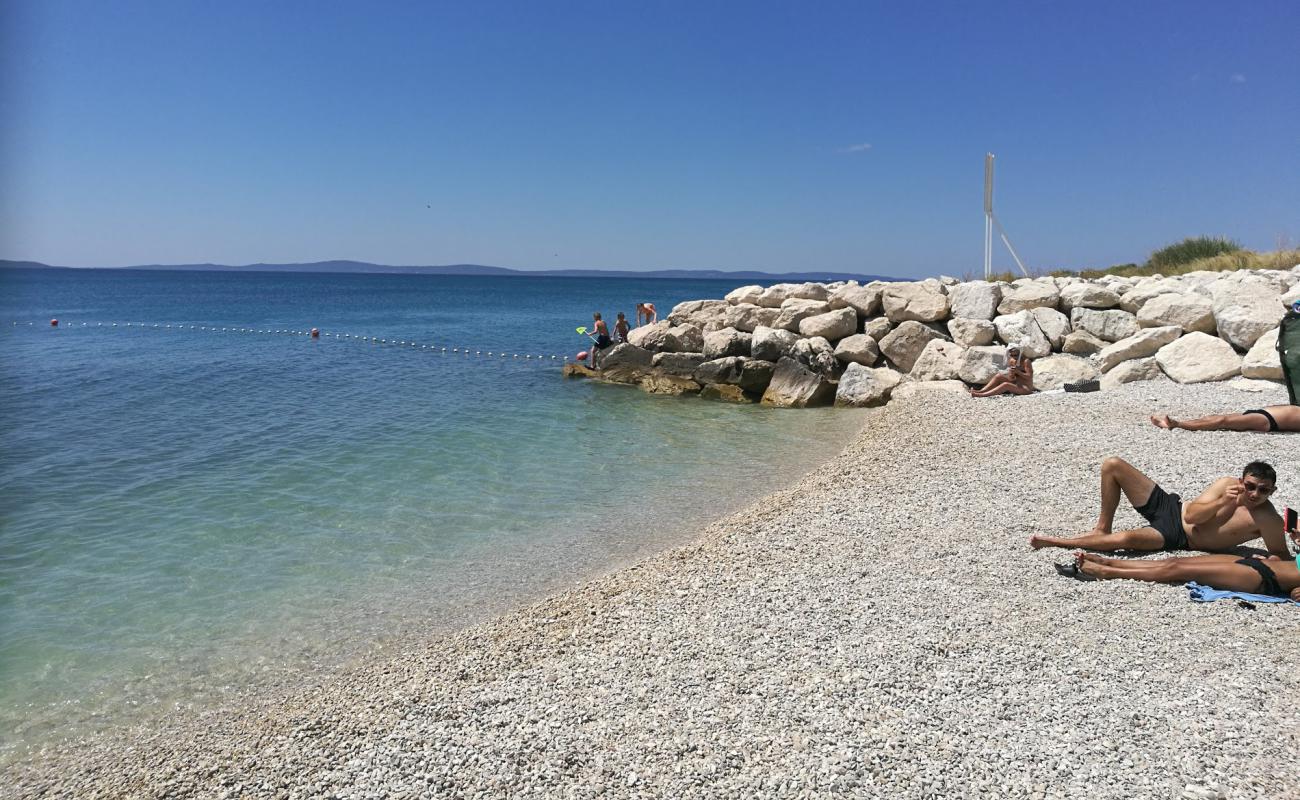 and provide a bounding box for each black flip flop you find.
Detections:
[1054,562,1098,582]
